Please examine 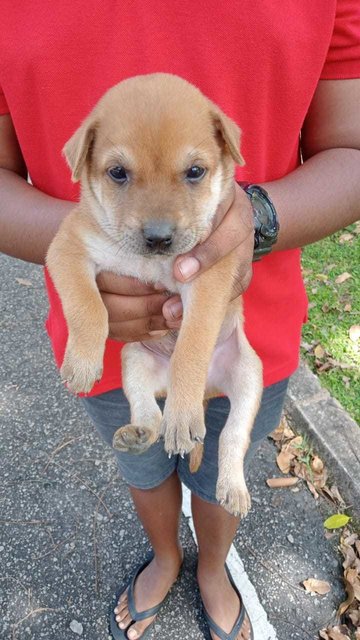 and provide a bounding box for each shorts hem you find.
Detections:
[122,466,177,491]
[178,471,218,505]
